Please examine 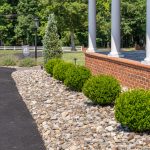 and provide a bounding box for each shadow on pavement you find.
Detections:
[0,67,46,150]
